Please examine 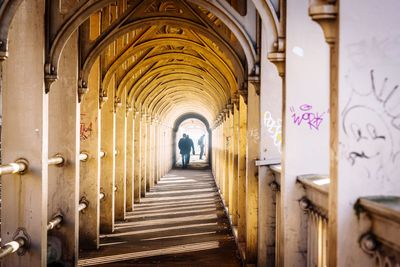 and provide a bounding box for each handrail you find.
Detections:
[47,215,63,231]
[0,160,28,175]
[0,238,25,259]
